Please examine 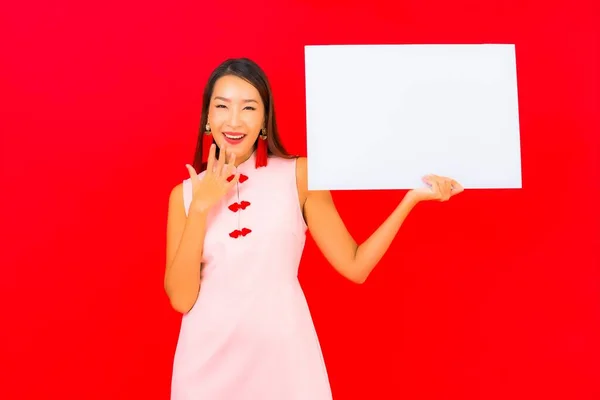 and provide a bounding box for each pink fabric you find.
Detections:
[171,152,332,399]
